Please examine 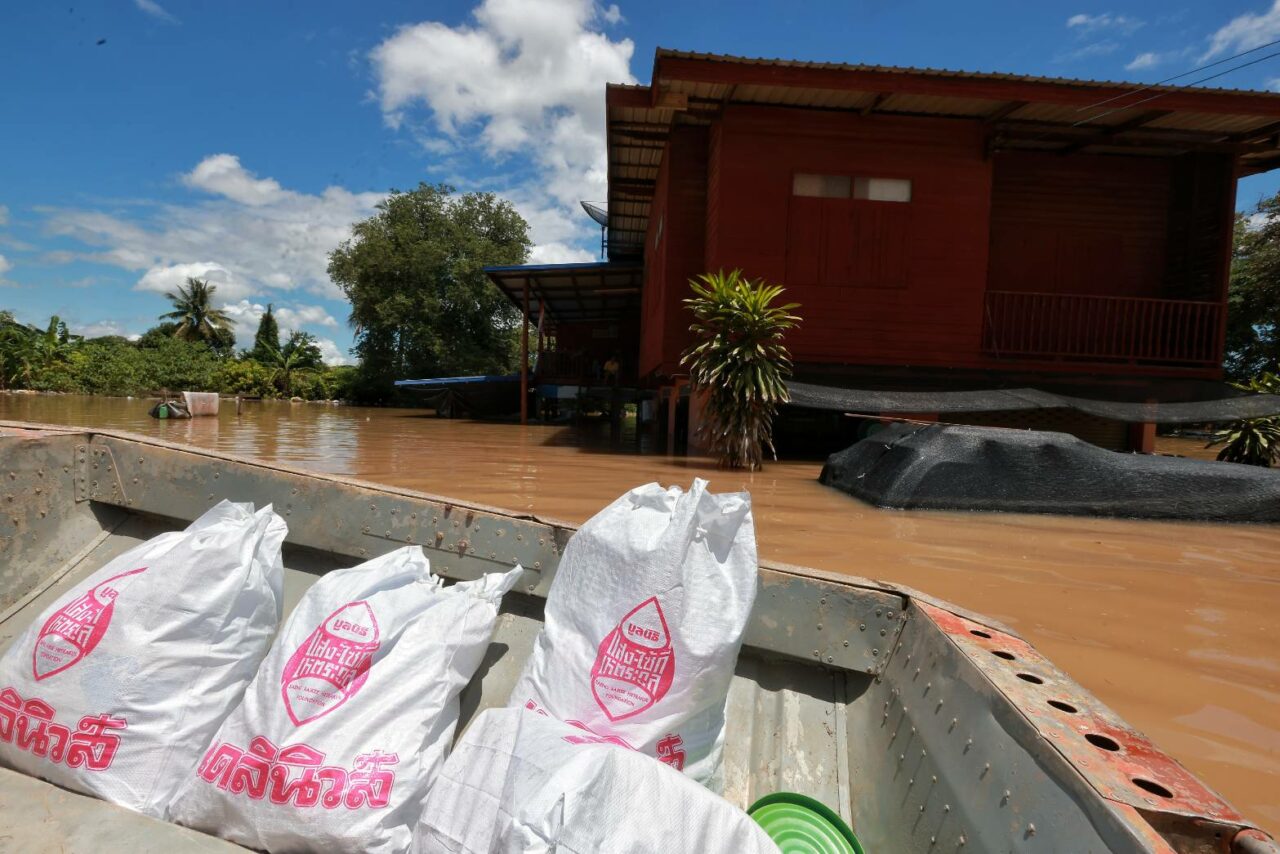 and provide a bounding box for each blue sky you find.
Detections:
[4,1,1280,363]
